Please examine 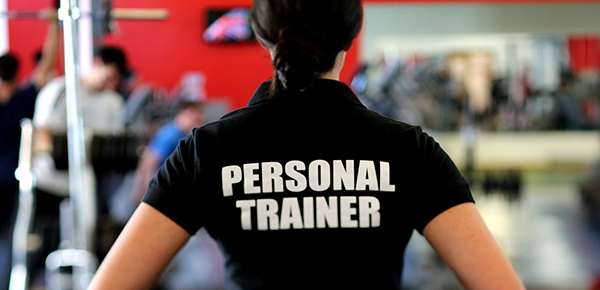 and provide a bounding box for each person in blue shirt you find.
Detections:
[0,10,59,290]
[132,100,205,202]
